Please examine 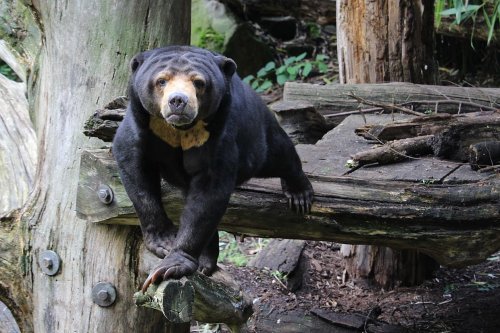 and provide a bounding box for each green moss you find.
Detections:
[195,27,225,53]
